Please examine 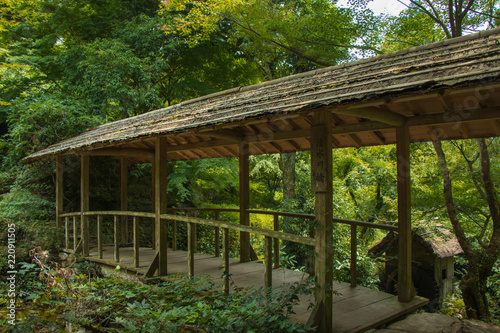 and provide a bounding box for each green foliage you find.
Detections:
[0,250,314,332]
